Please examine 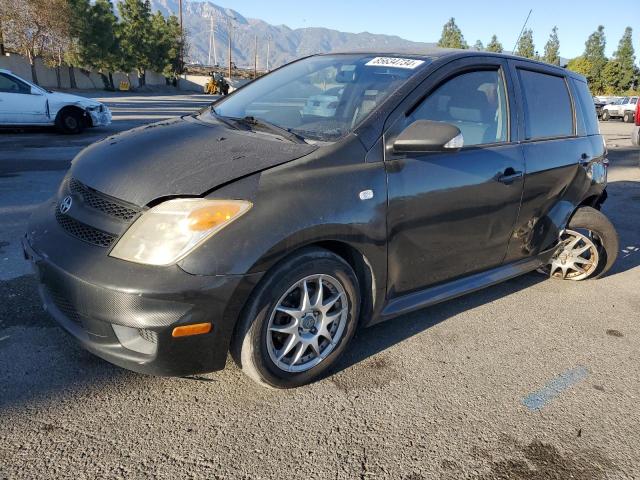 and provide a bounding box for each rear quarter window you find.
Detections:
[571,78,600,136]
[518,69,573,140]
